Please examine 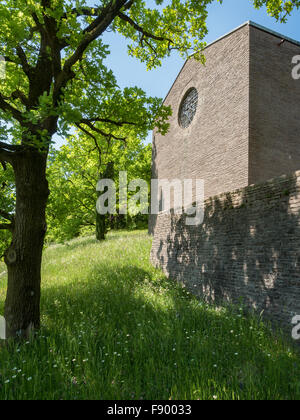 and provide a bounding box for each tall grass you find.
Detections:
[0,230,299,400]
